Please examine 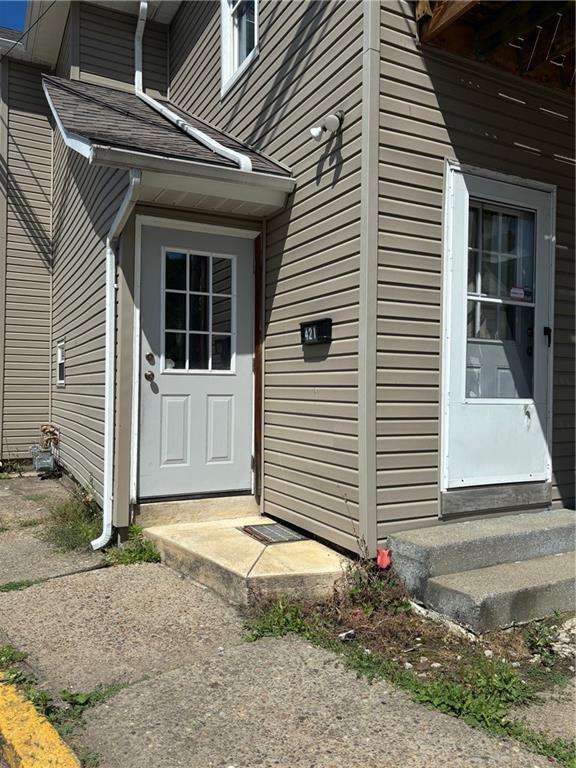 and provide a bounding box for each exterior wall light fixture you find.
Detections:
[309,111,344,142]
